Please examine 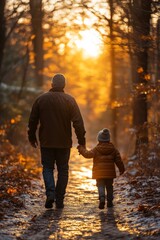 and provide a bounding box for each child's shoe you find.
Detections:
[99,197,105,209]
